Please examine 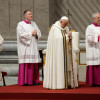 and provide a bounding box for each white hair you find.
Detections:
[92,12,100,19]
[60,16,69,21]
